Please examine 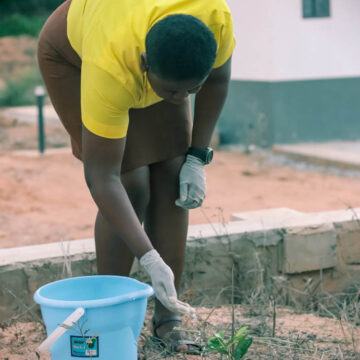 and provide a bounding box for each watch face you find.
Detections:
[206,149,214,164]
[188,147,214,164]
